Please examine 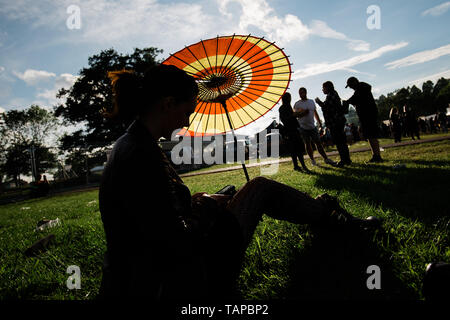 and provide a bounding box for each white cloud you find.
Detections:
[0,106,5,113]
[407,69,450,87]
[0,0,370,54]
[293,42,408,79]
[309,20,370,52]
[55,73,78,90]
[36,73,78,106]
[78,0,213,45]
[364,69,450,98]
[385,44,450,69]
[13,69,56,86]
[218,0,369,50]
[0,66,4,73]
[219,0,310,43]
[422,2,450,16]
[11,69,78,106]
[0,0,68,28]
[309,20,347,41]
[0,0,215,50]
[347,40,371,52]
